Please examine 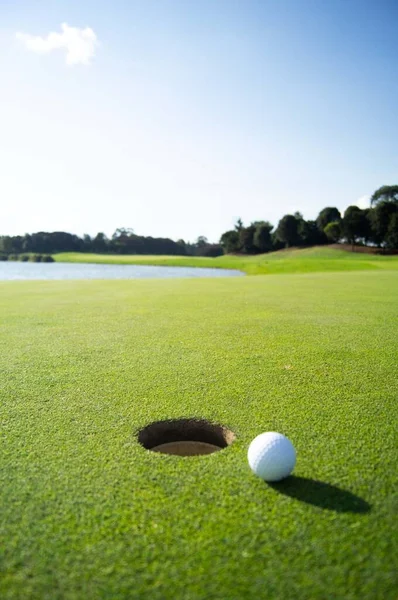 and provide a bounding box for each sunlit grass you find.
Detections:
[54,246,398,275]
[1,269,397,598]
